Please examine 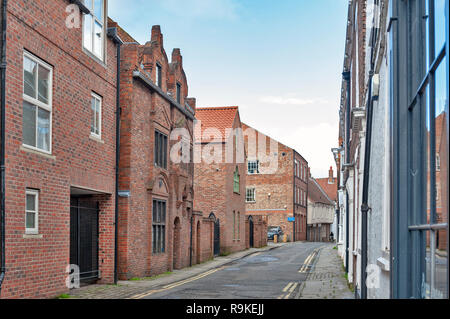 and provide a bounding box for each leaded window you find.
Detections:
[152,199,166,254]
